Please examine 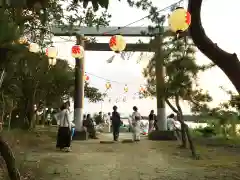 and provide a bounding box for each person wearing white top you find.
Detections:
[55,103,72,152]
[167,114,177,130]
[131,106,142,141]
